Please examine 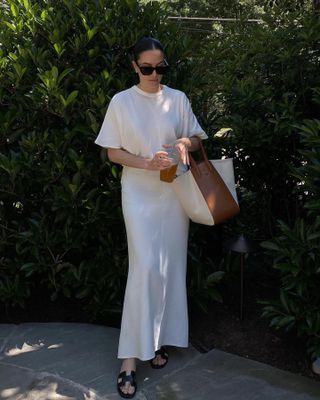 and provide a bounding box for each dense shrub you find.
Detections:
[168,0,313,18]
[1,0,319,335]
[191,10,320,239]
[0,0,210,319]
[185,6,320,356]
[260,116,320,358]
